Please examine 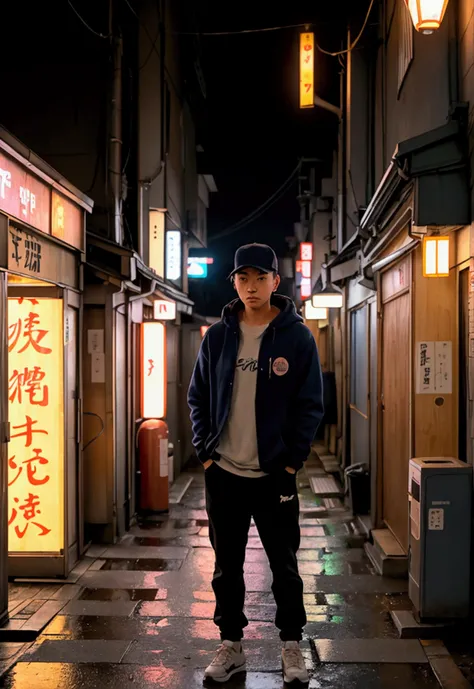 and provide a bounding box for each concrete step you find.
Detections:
[309,476,343,498]
[323,497,346,511]
[319,454,341,475]
[365,529,408,578]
